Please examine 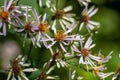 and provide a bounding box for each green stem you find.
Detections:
[27,41,33,59]
[65,56,76,61]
